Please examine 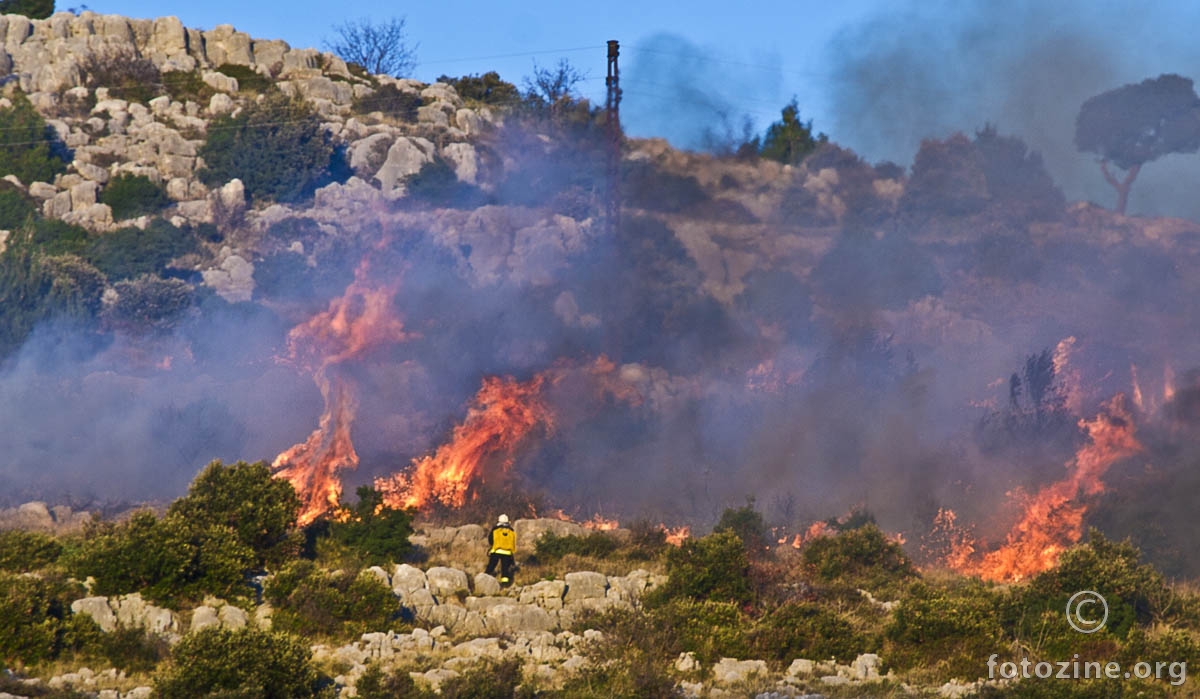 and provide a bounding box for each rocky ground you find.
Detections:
[0,510,1002,698]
